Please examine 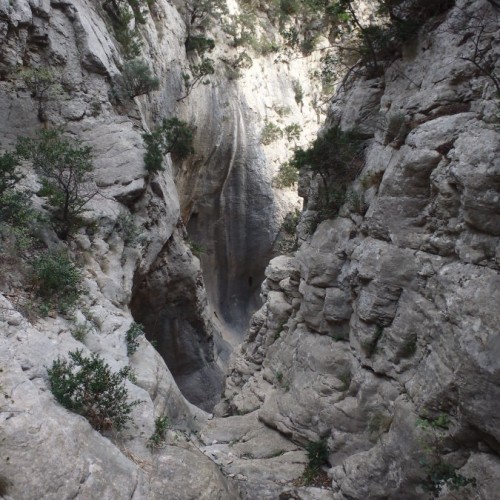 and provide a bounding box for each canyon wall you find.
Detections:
[220,0,500,497]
